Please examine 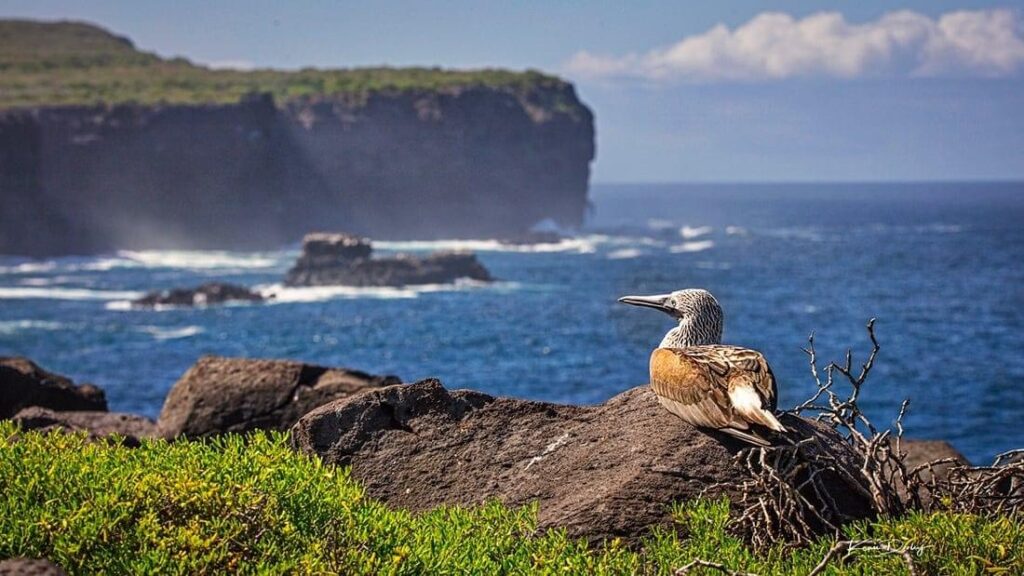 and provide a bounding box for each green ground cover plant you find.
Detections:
[1,423,1021,575]
[0,20,572,108]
